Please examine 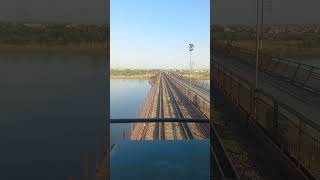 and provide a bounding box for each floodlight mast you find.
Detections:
[188,44,194,93]
[255,0,260,90]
